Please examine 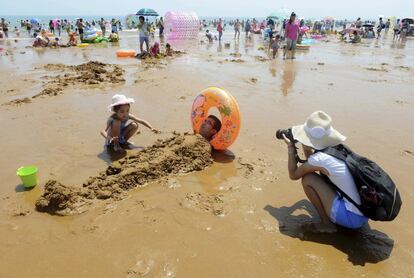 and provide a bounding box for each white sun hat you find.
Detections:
[292,111,346,150]
[107,94,135,112]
